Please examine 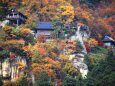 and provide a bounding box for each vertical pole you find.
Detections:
[13,13,14,17]
[0,60,2,78]
[32,73,35,85]
[17,19,19,27]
